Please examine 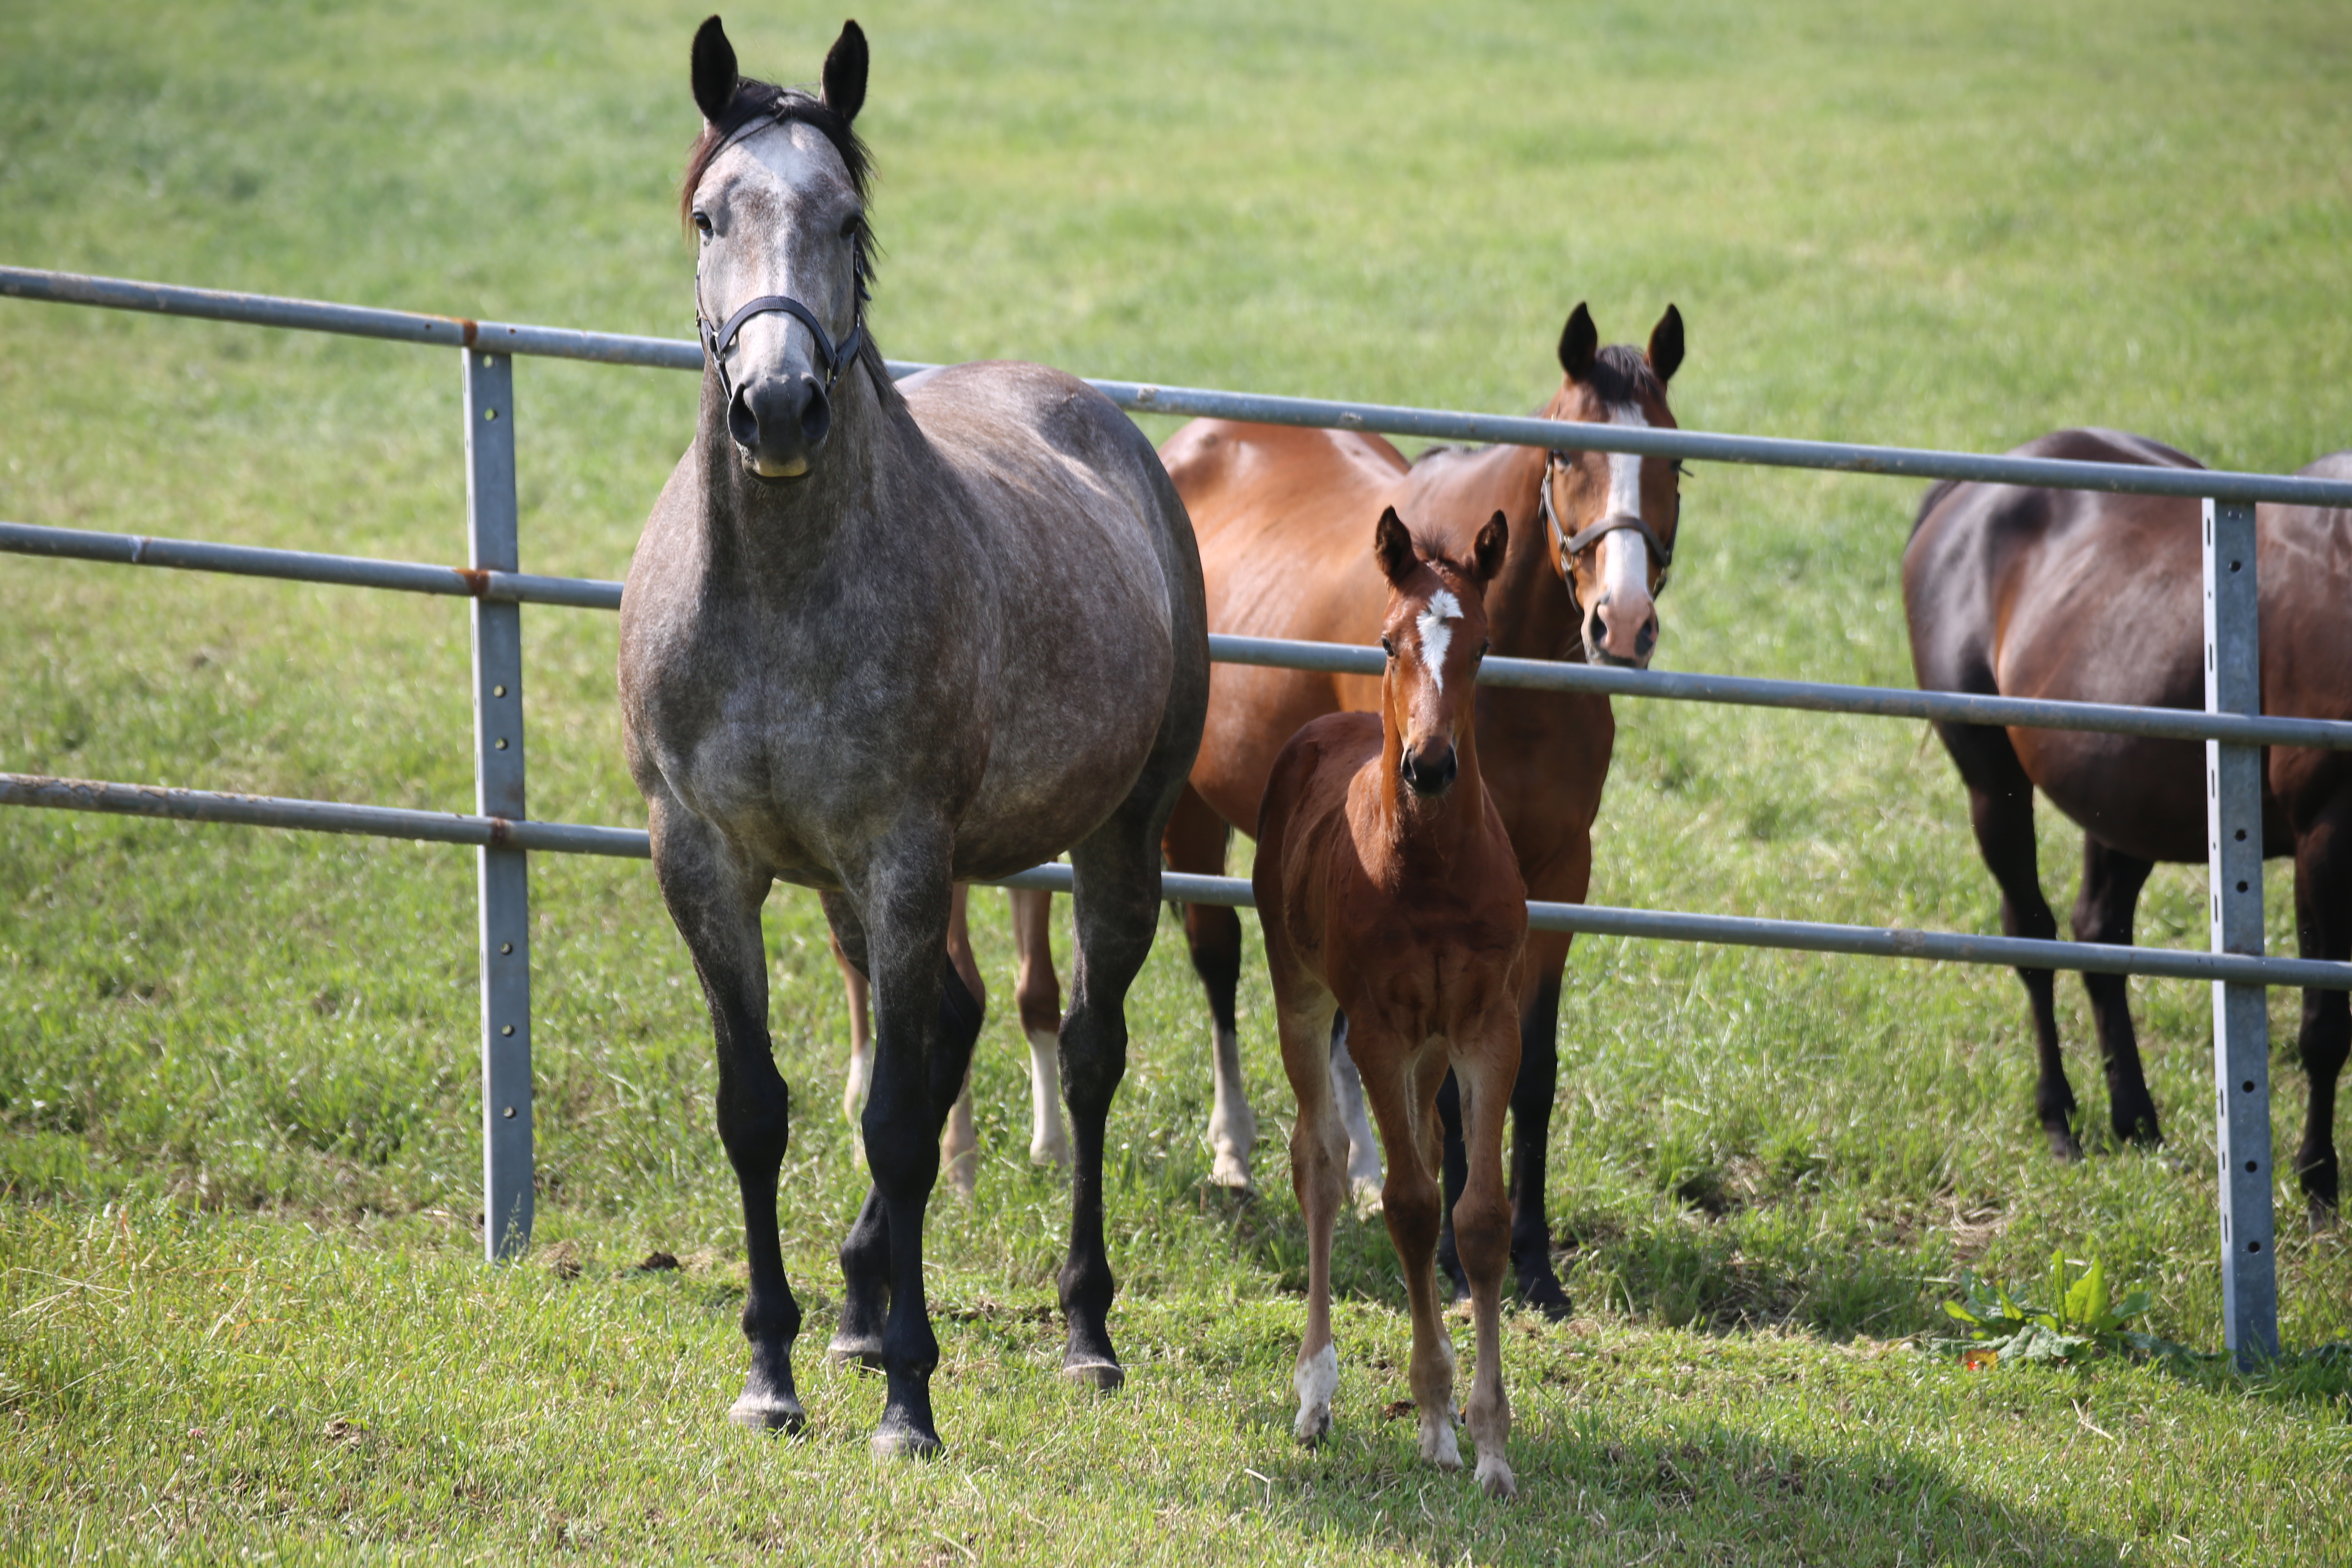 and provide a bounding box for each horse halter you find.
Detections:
[1536,449,1676,605]
[692,112,867,406]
